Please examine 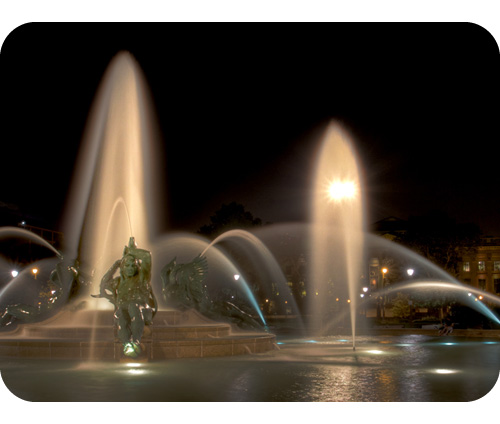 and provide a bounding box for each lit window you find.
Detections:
[478,261,486,271]
[494,261,500,271]
[463,262,470,272]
